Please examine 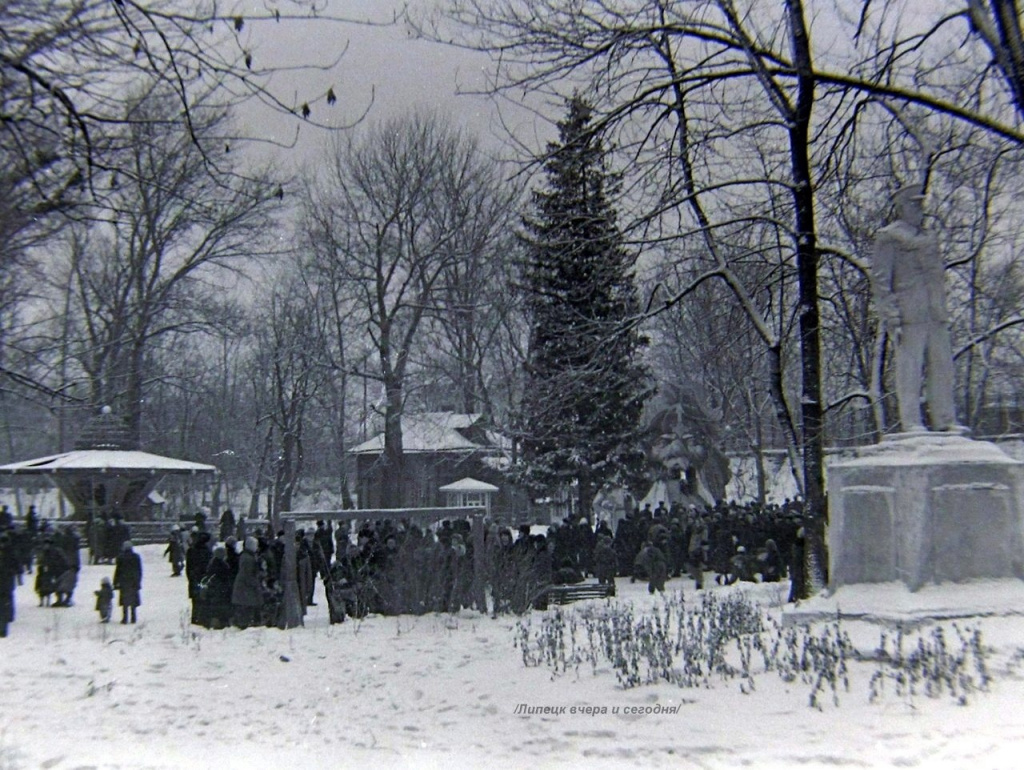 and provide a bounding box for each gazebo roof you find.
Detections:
[0,449,217,475]
[0,406,217,476]
[438,477,499,493]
